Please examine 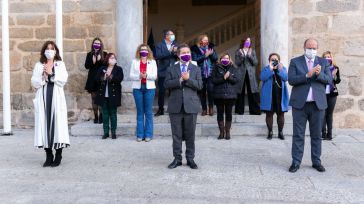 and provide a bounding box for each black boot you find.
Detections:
[217,121,225,140]
[225,121,232,140]
[51,148,62,167]
[154,108,164,116]
[278,131,285,140]
[326,131,333,140]
[93,113,98,124]
[98,113,103,124]
[43,148,53,167]
[322,131,327,140]
[267,131,273,140]
[102,133,109,139]
[111,132,116,139]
